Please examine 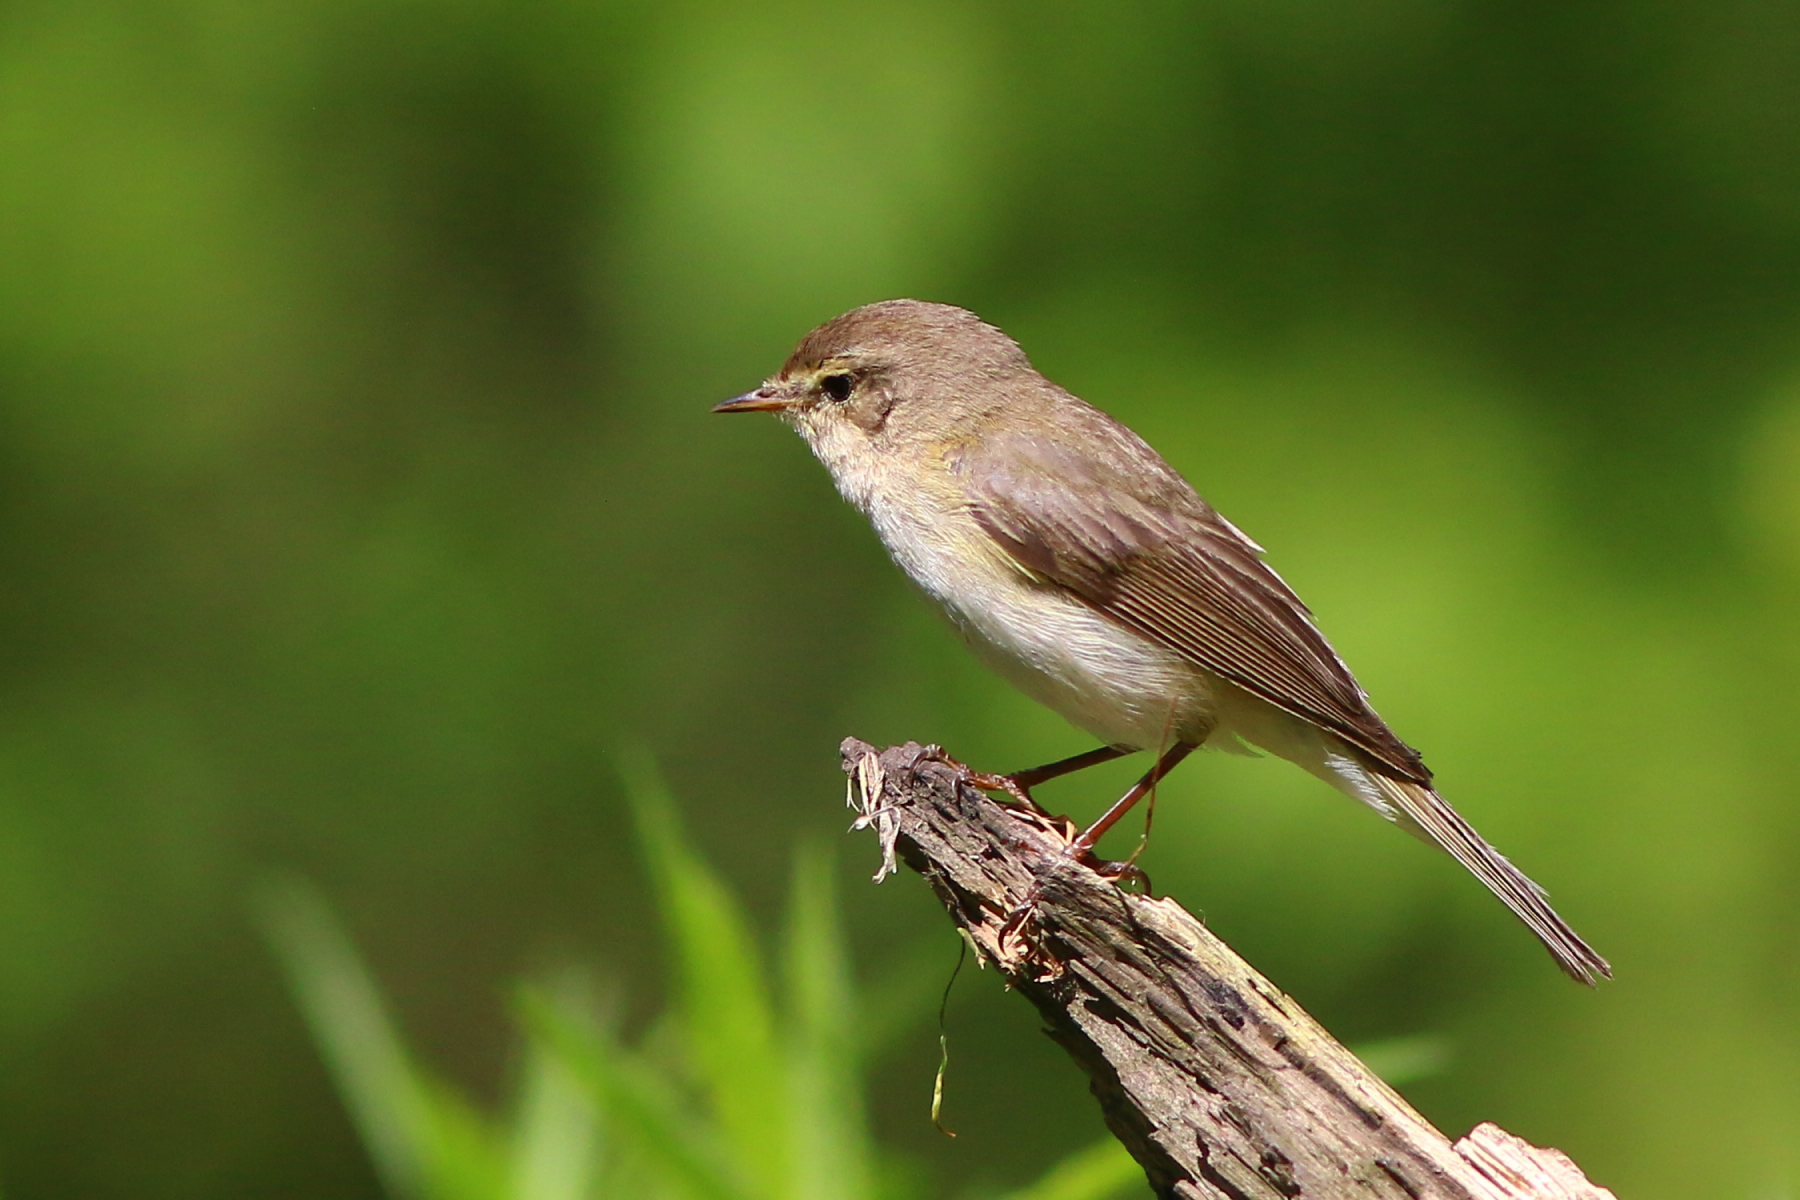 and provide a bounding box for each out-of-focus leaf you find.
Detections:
[416,1083,513,1200]
[508,1032,601,1200]
[594,1143,681,1200]
[997,1137,1144,1200]
[1351,1034,1454,1088]
[258,875,506,1200]
[783,842,873,1200]
[617,747,791,1200]
[518,985,751,1200]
